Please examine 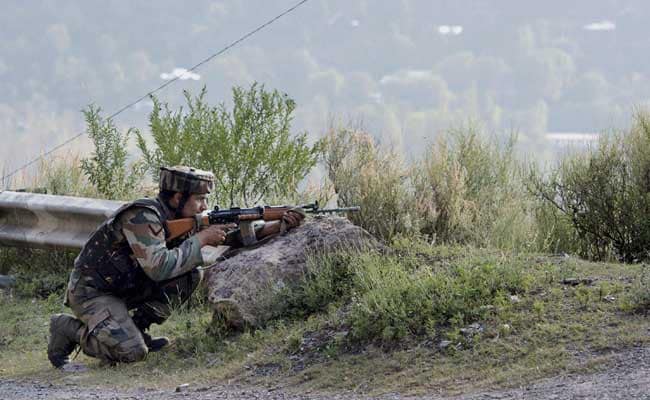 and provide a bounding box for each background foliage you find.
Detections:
[19,92,650,261]
[531,111,650,262]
